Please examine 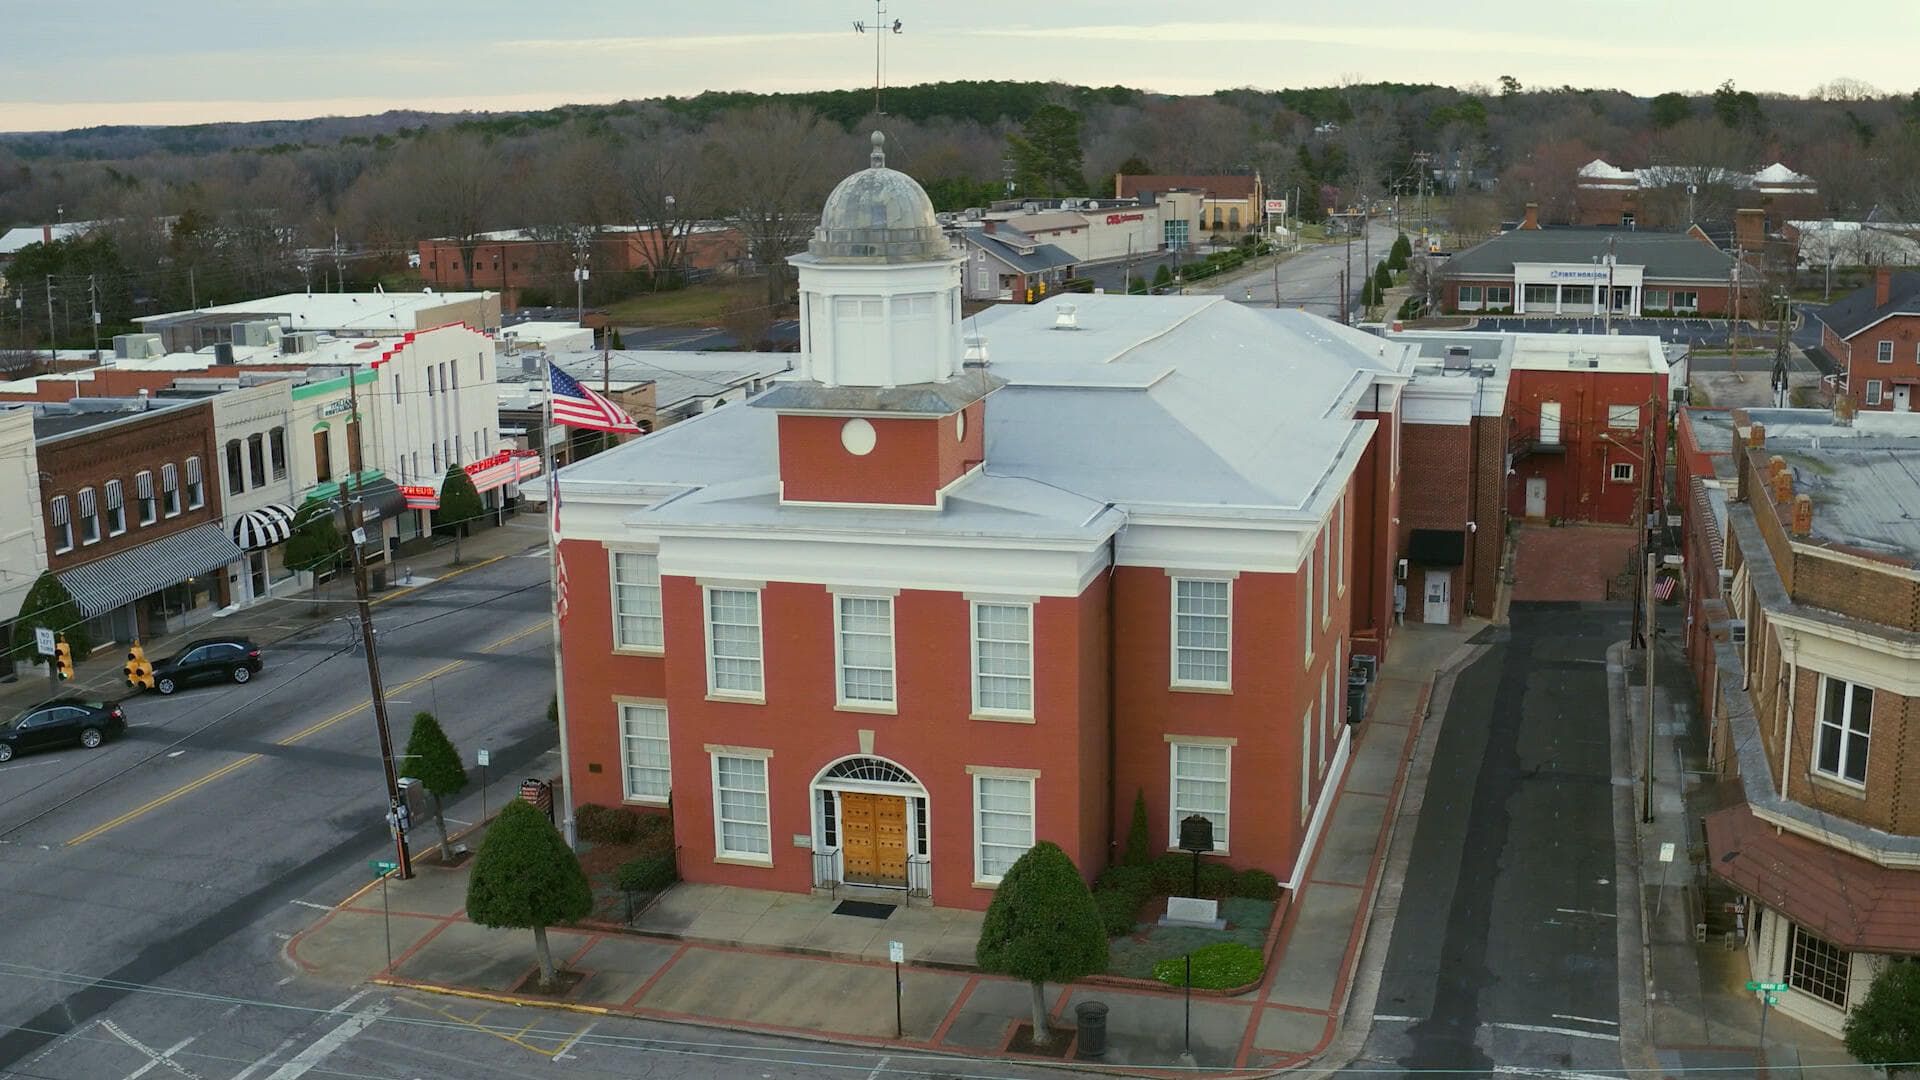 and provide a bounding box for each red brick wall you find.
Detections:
[776,414,947,505]
[1506,368,1668,525]
[1351,408,1398,660]
[37,402,223,575]
[1844,314,1920,410]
